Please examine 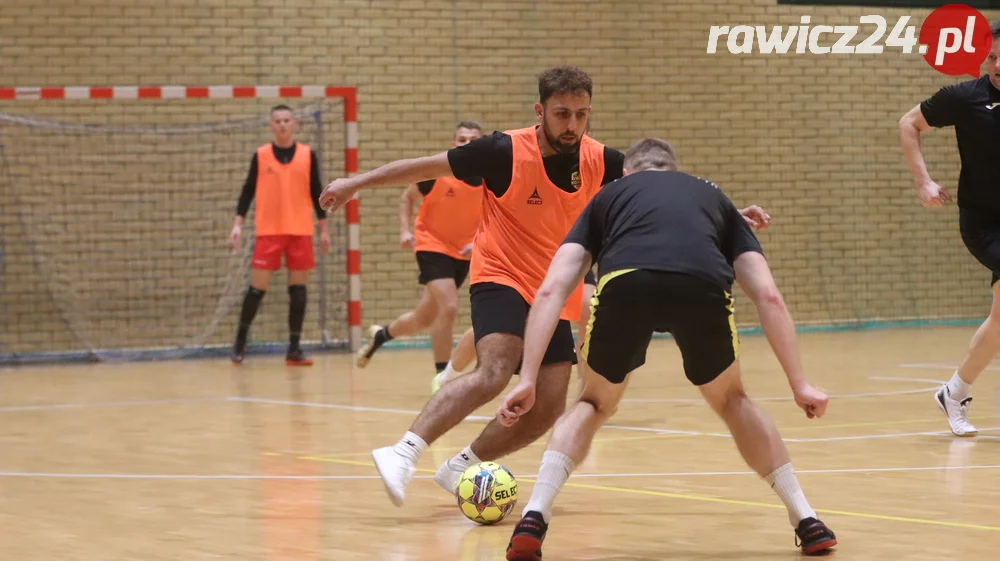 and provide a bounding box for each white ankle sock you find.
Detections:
[439,362,458,383]
[946,372,971,401]
[764,463,816,527]
[392,431,427,465]
[449,445,481,471]
[524,451,575,524]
